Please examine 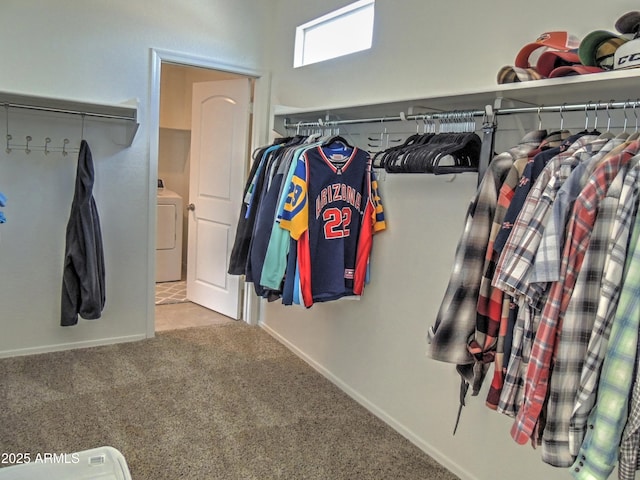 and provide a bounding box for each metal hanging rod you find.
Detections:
[283,98,640,129]
[4,101,135,121]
